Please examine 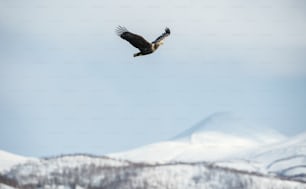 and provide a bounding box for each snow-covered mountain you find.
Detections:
[0,150,33,173]
[1,154,305,189]
[0,113,305,188]
[107,112,306,183]
[109,113,286,162]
